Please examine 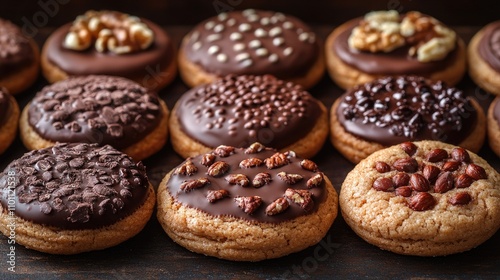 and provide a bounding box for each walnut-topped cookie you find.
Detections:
[41,10,176,90]
[326,10,466,89]
[340,140,500,256]
[178,9,325,89]
[157,143,338,261]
